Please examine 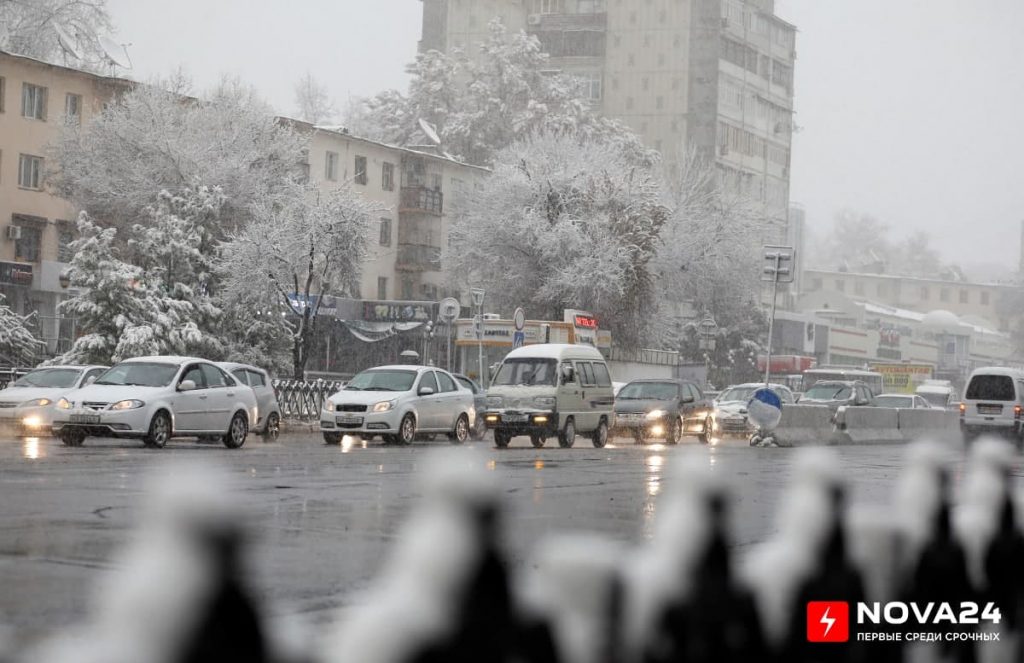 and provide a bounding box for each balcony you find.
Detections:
[396,243,442,272]
[528,12,607,32]
[400,186,443,216]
